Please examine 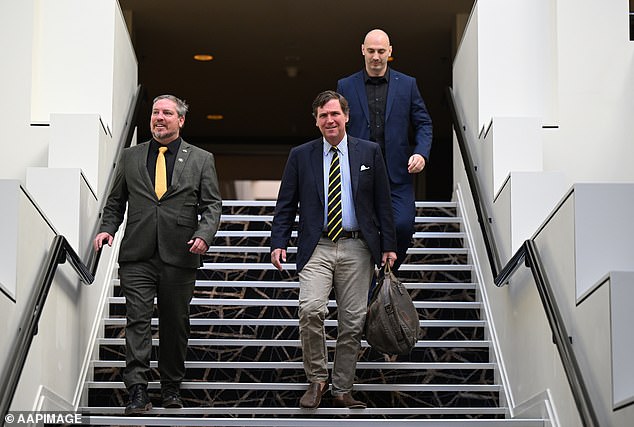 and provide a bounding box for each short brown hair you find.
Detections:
[311,90,350,118]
